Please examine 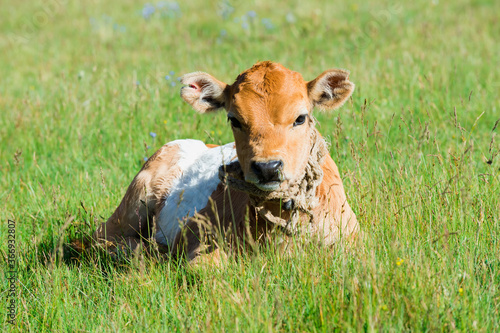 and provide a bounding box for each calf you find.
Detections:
[92,61,359,261]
